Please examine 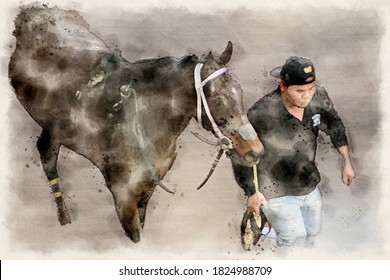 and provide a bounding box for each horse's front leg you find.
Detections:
[110,185,142,242]
[137,184,156,229]
[105,164,155,242]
